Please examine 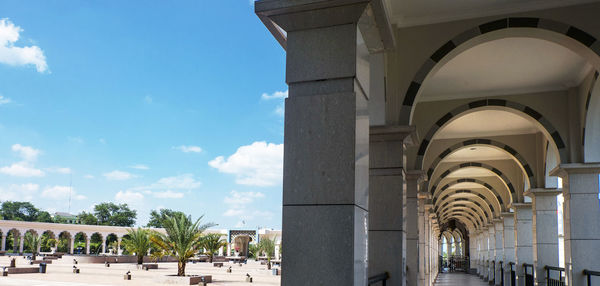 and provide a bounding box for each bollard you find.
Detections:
[124,271,131,280]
